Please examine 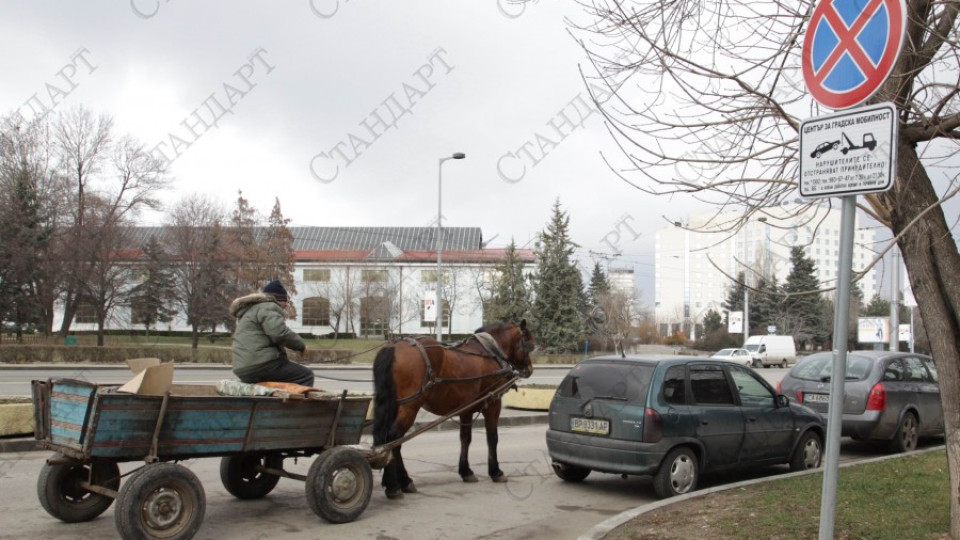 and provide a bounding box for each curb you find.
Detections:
[577,444,947,540]
[0,437,37,453]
